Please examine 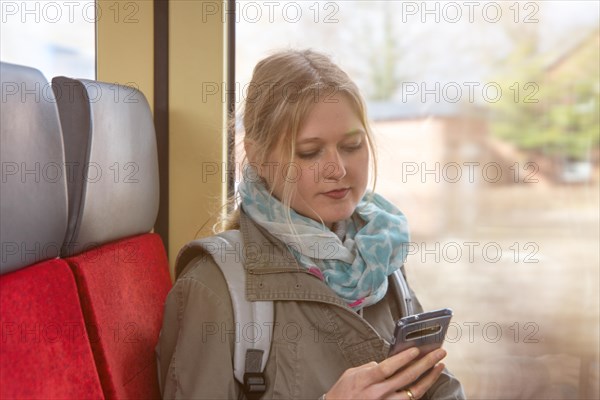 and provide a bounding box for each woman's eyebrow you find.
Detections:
[344,128,366,137]
[296,129,366,144]
[296,137,323,145]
